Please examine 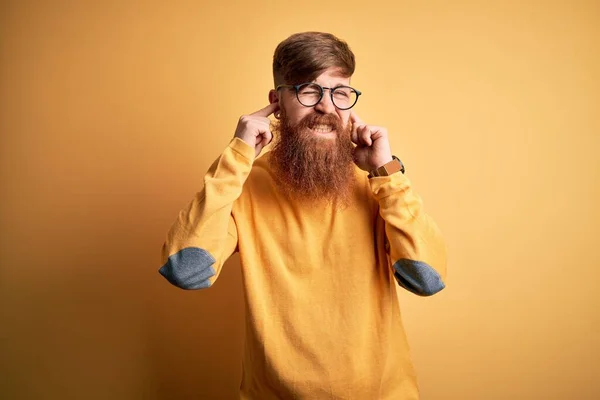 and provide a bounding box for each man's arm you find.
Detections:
[350,111,447,296]
[159,102,278,289]
[371,173,447,296]
[159,138,252,289]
